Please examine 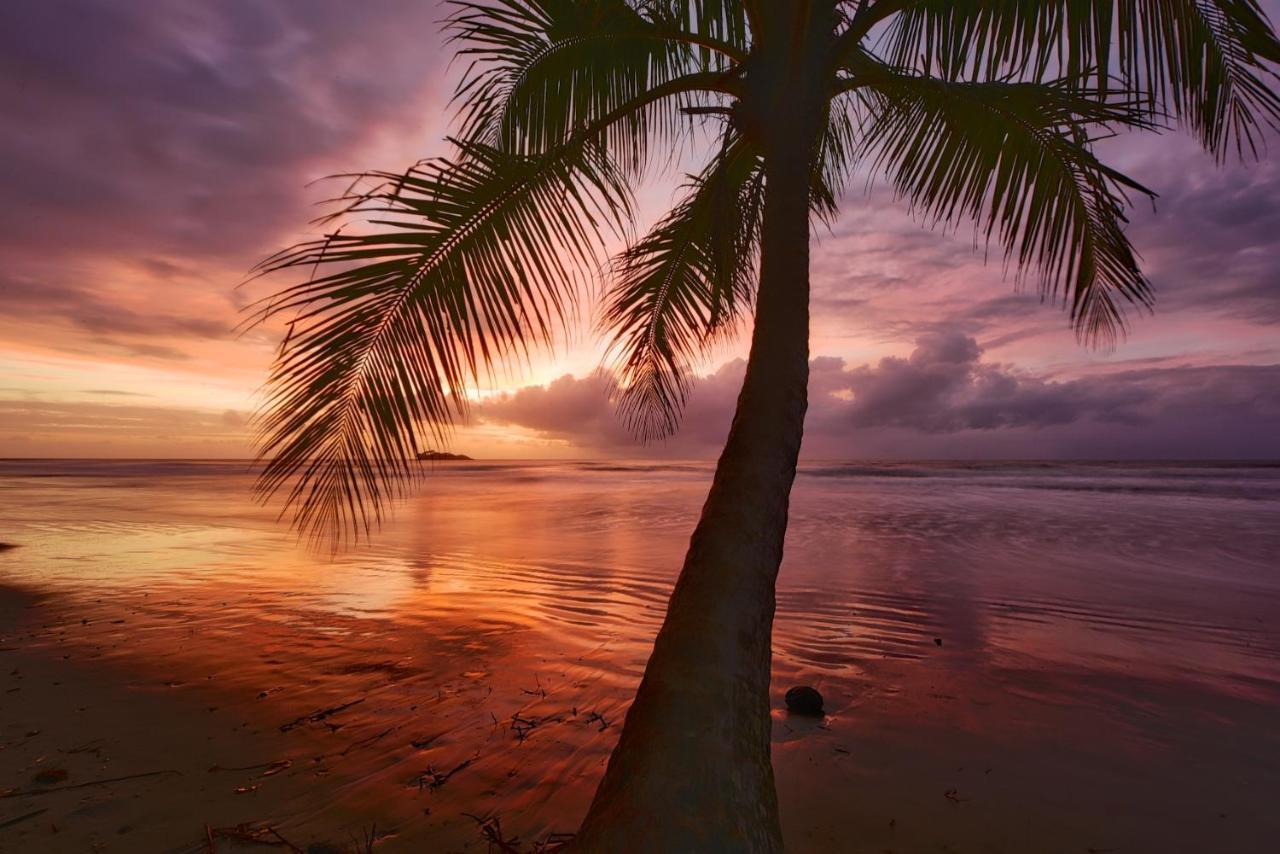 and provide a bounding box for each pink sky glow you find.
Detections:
[1,1,1277,460]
